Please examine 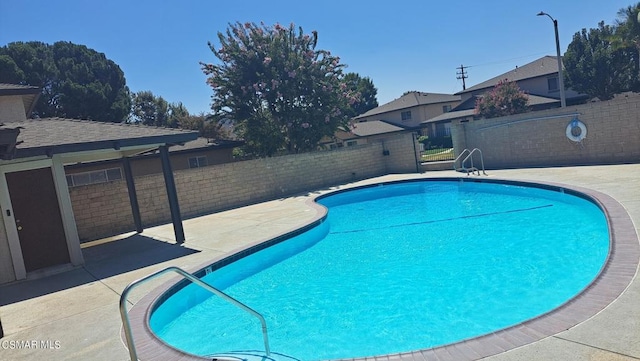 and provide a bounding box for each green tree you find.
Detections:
[0,41,131,122]
[130,90,170,126]
[564,22,636,100]
[613,3,640,77]
[341,72,378,117]
[201,22,359,157]
[178,113,230,139]
[168,102,190,128]
[474,79,528,118]
[0,55,25,84]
